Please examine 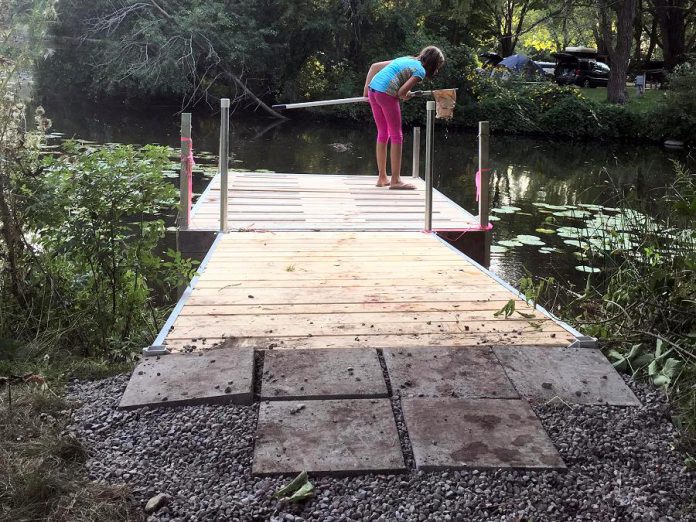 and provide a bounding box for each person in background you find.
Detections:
[363,46,445,189]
